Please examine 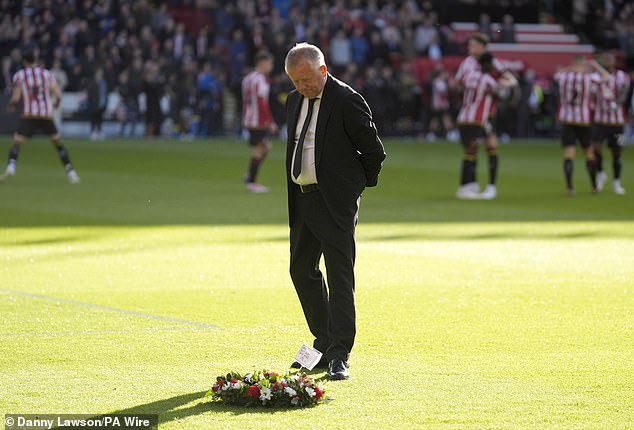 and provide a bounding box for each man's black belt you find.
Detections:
[299,183,319,193]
